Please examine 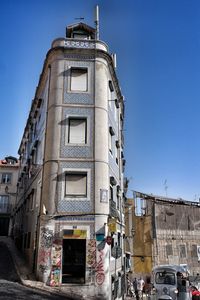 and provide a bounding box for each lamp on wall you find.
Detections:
[5,186,17,196]
[141,256,145,262]
[131,228,135,237]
